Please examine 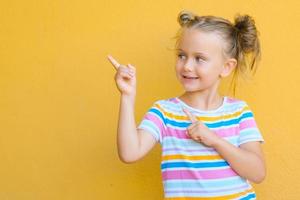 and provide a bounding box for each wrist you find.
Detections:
[121,93,136,104]
[211,135,226,149]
